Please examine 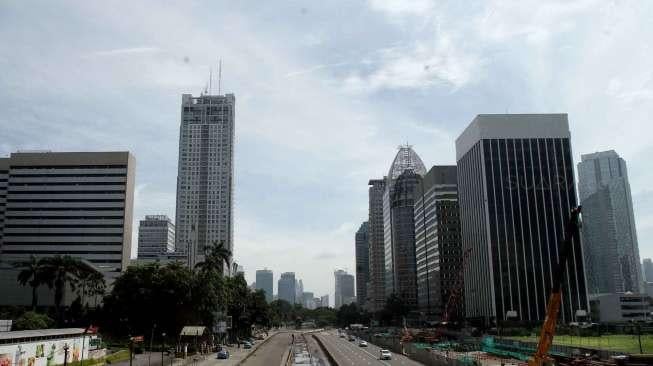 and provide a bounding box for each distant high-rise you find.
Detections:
[414,166,463,319]
[302,292,315,309]
[456,114,589,323]
[355,221,369,308]
[137,215,175,259]
[278,272,296,304]
[334,269,355,309]
[644,259,653,283]
[175,93,235,271]
[255,269,274,302]
[320,294,330,308]
[578,150,642,294]
[296,279,304,305]
[0,152,135,282]
[367,179,386,311]
[383,146,427,309]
